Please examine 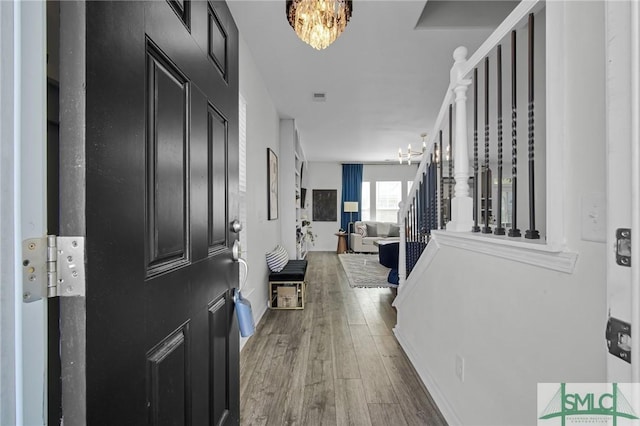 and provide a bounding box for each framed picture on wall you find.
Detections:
[267,148,278,220]
[312,189,337,222]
